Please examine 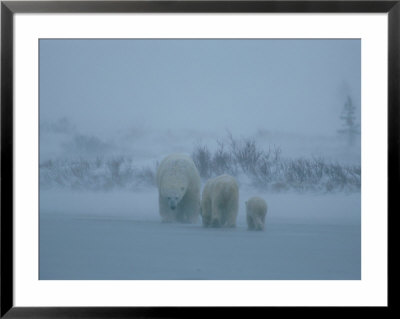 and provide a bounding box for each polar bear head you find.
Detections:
[165,188,185,210]
[160,176,188,210]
